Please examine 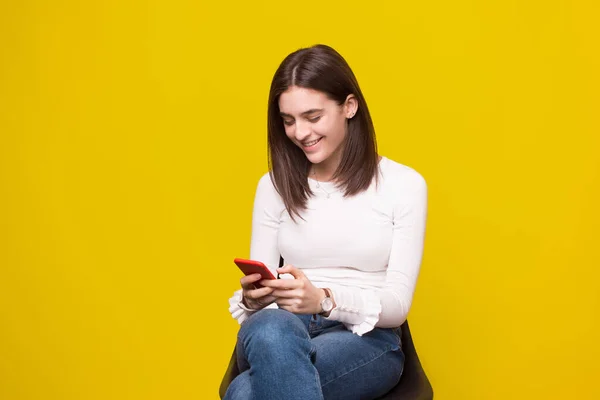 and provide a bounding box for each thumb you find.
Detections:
[278,264,304,279]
